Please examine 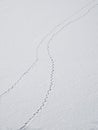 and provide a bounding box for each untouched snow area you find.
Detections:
[0,0,98,130]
